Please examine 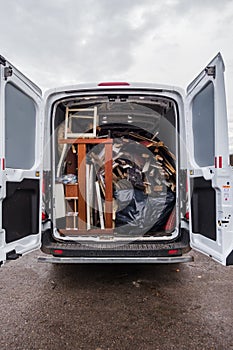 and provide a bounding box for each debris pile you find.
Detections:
[89,131,176,235]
